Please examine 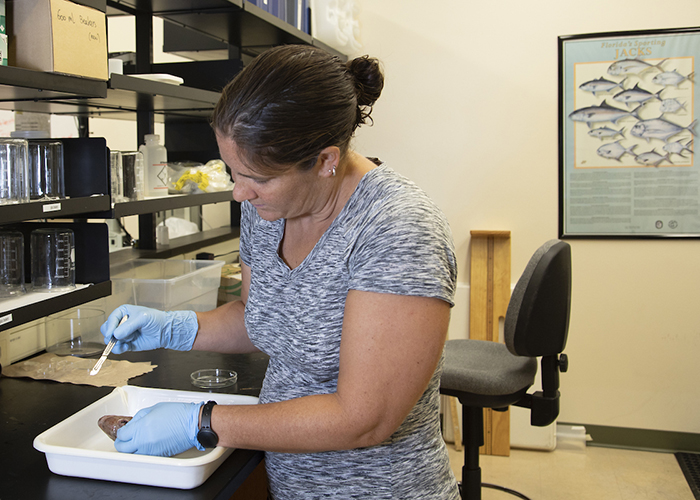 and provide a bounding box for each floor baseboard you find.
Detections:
[560,422,700,453]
